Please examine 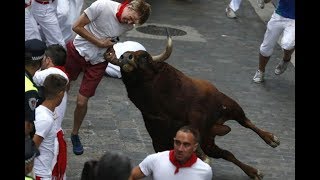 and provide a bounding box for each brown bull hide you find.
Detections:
[114,44,280,180]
